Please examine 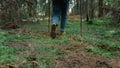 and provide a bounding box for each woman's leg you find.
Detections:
[51,0,61,38]
[60,0,69,32]
[52,0,61,25]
